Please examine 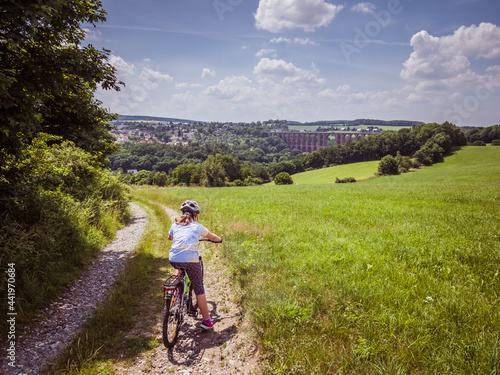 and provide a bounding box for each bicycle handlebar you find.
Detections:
[199,237,223,243]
